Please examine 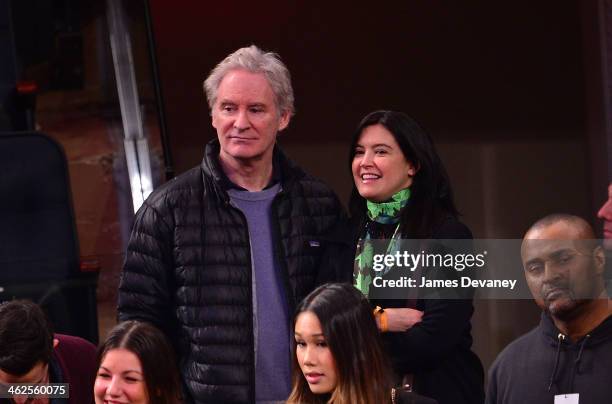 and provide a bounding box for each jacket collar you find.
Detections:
[539,310,612,347]
[200,139,305,200]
